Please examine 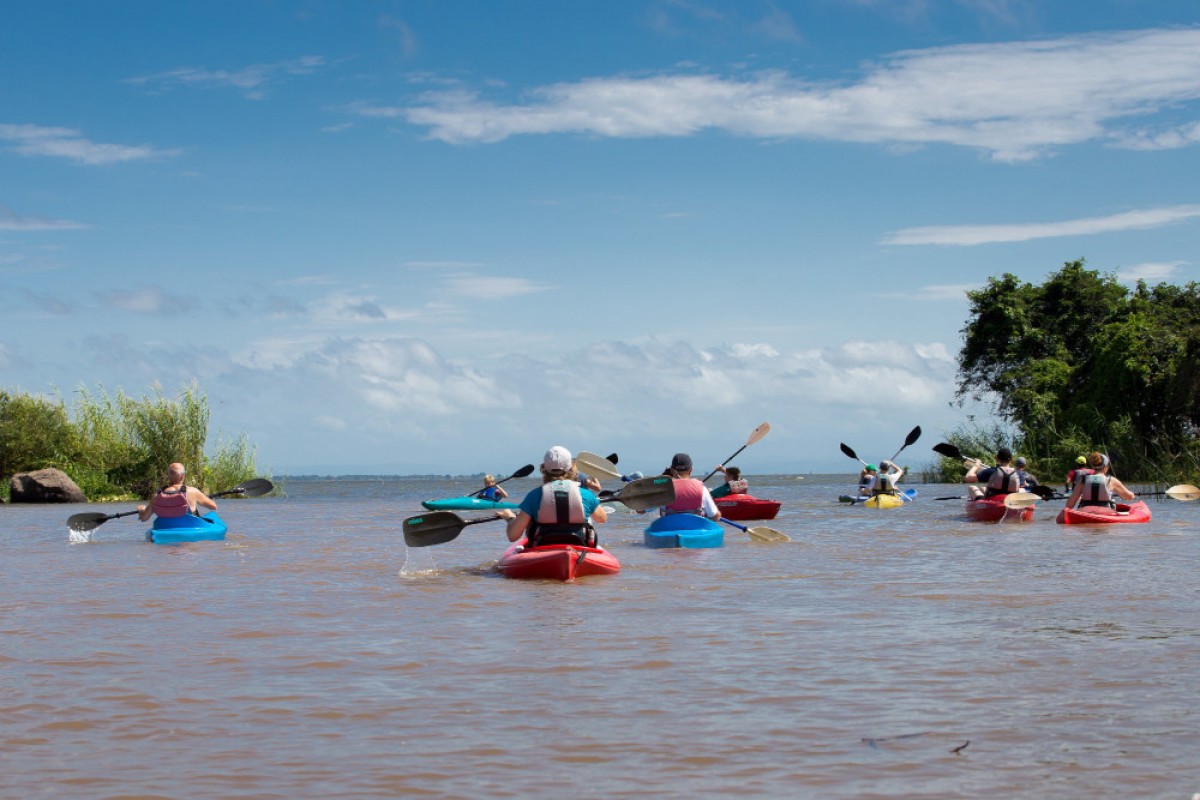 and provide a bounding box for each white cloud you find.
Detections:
[0,124,178,165]
[1117,260,1186,285]
[882,204,1200,246]
[0,205,88,231]
[438,273,551,299]
[104,287,188,314]
[125,56,326,100]
[396,27,1200,161]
